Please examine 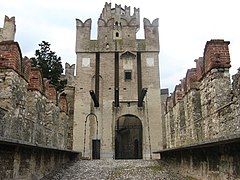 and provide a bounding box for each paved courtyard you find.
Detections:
[42,160,188,180]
